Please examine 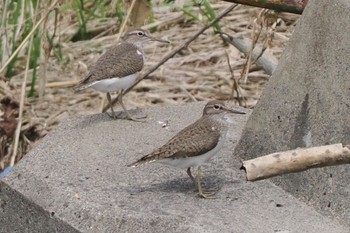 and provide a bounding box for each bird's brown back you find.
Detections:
[79,43,144,85]
[132,116,224,165]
